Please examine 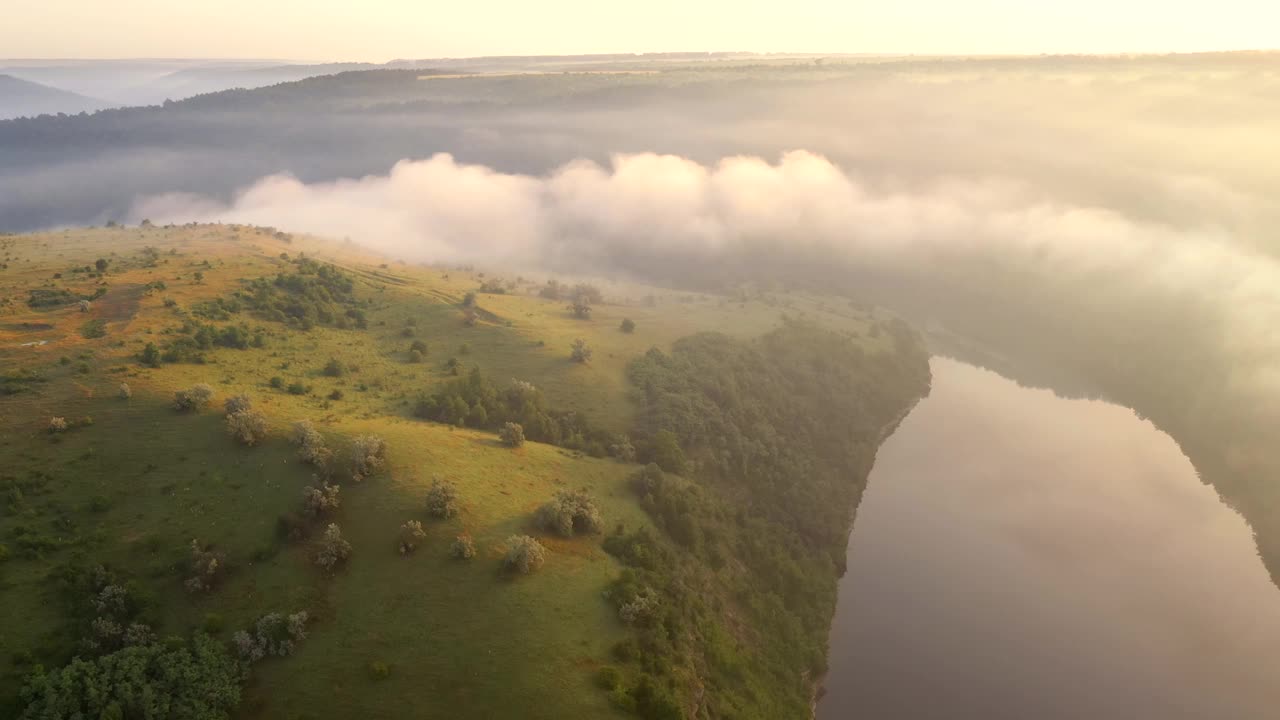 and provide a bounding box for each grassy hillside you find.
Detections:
[0,224,924,719]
